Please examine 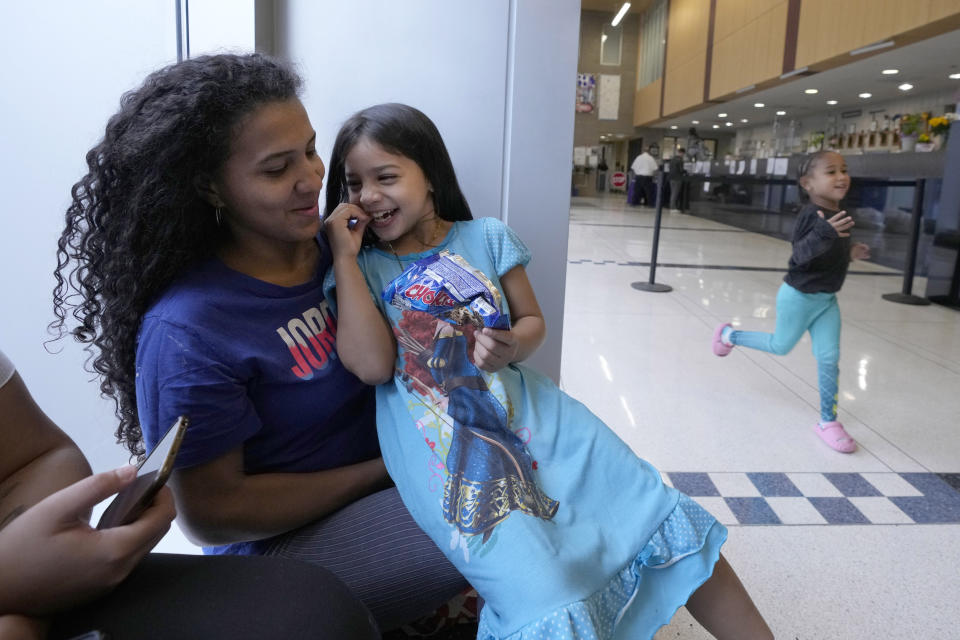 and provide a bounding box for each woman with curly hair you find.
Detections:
[52,53,468,632]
